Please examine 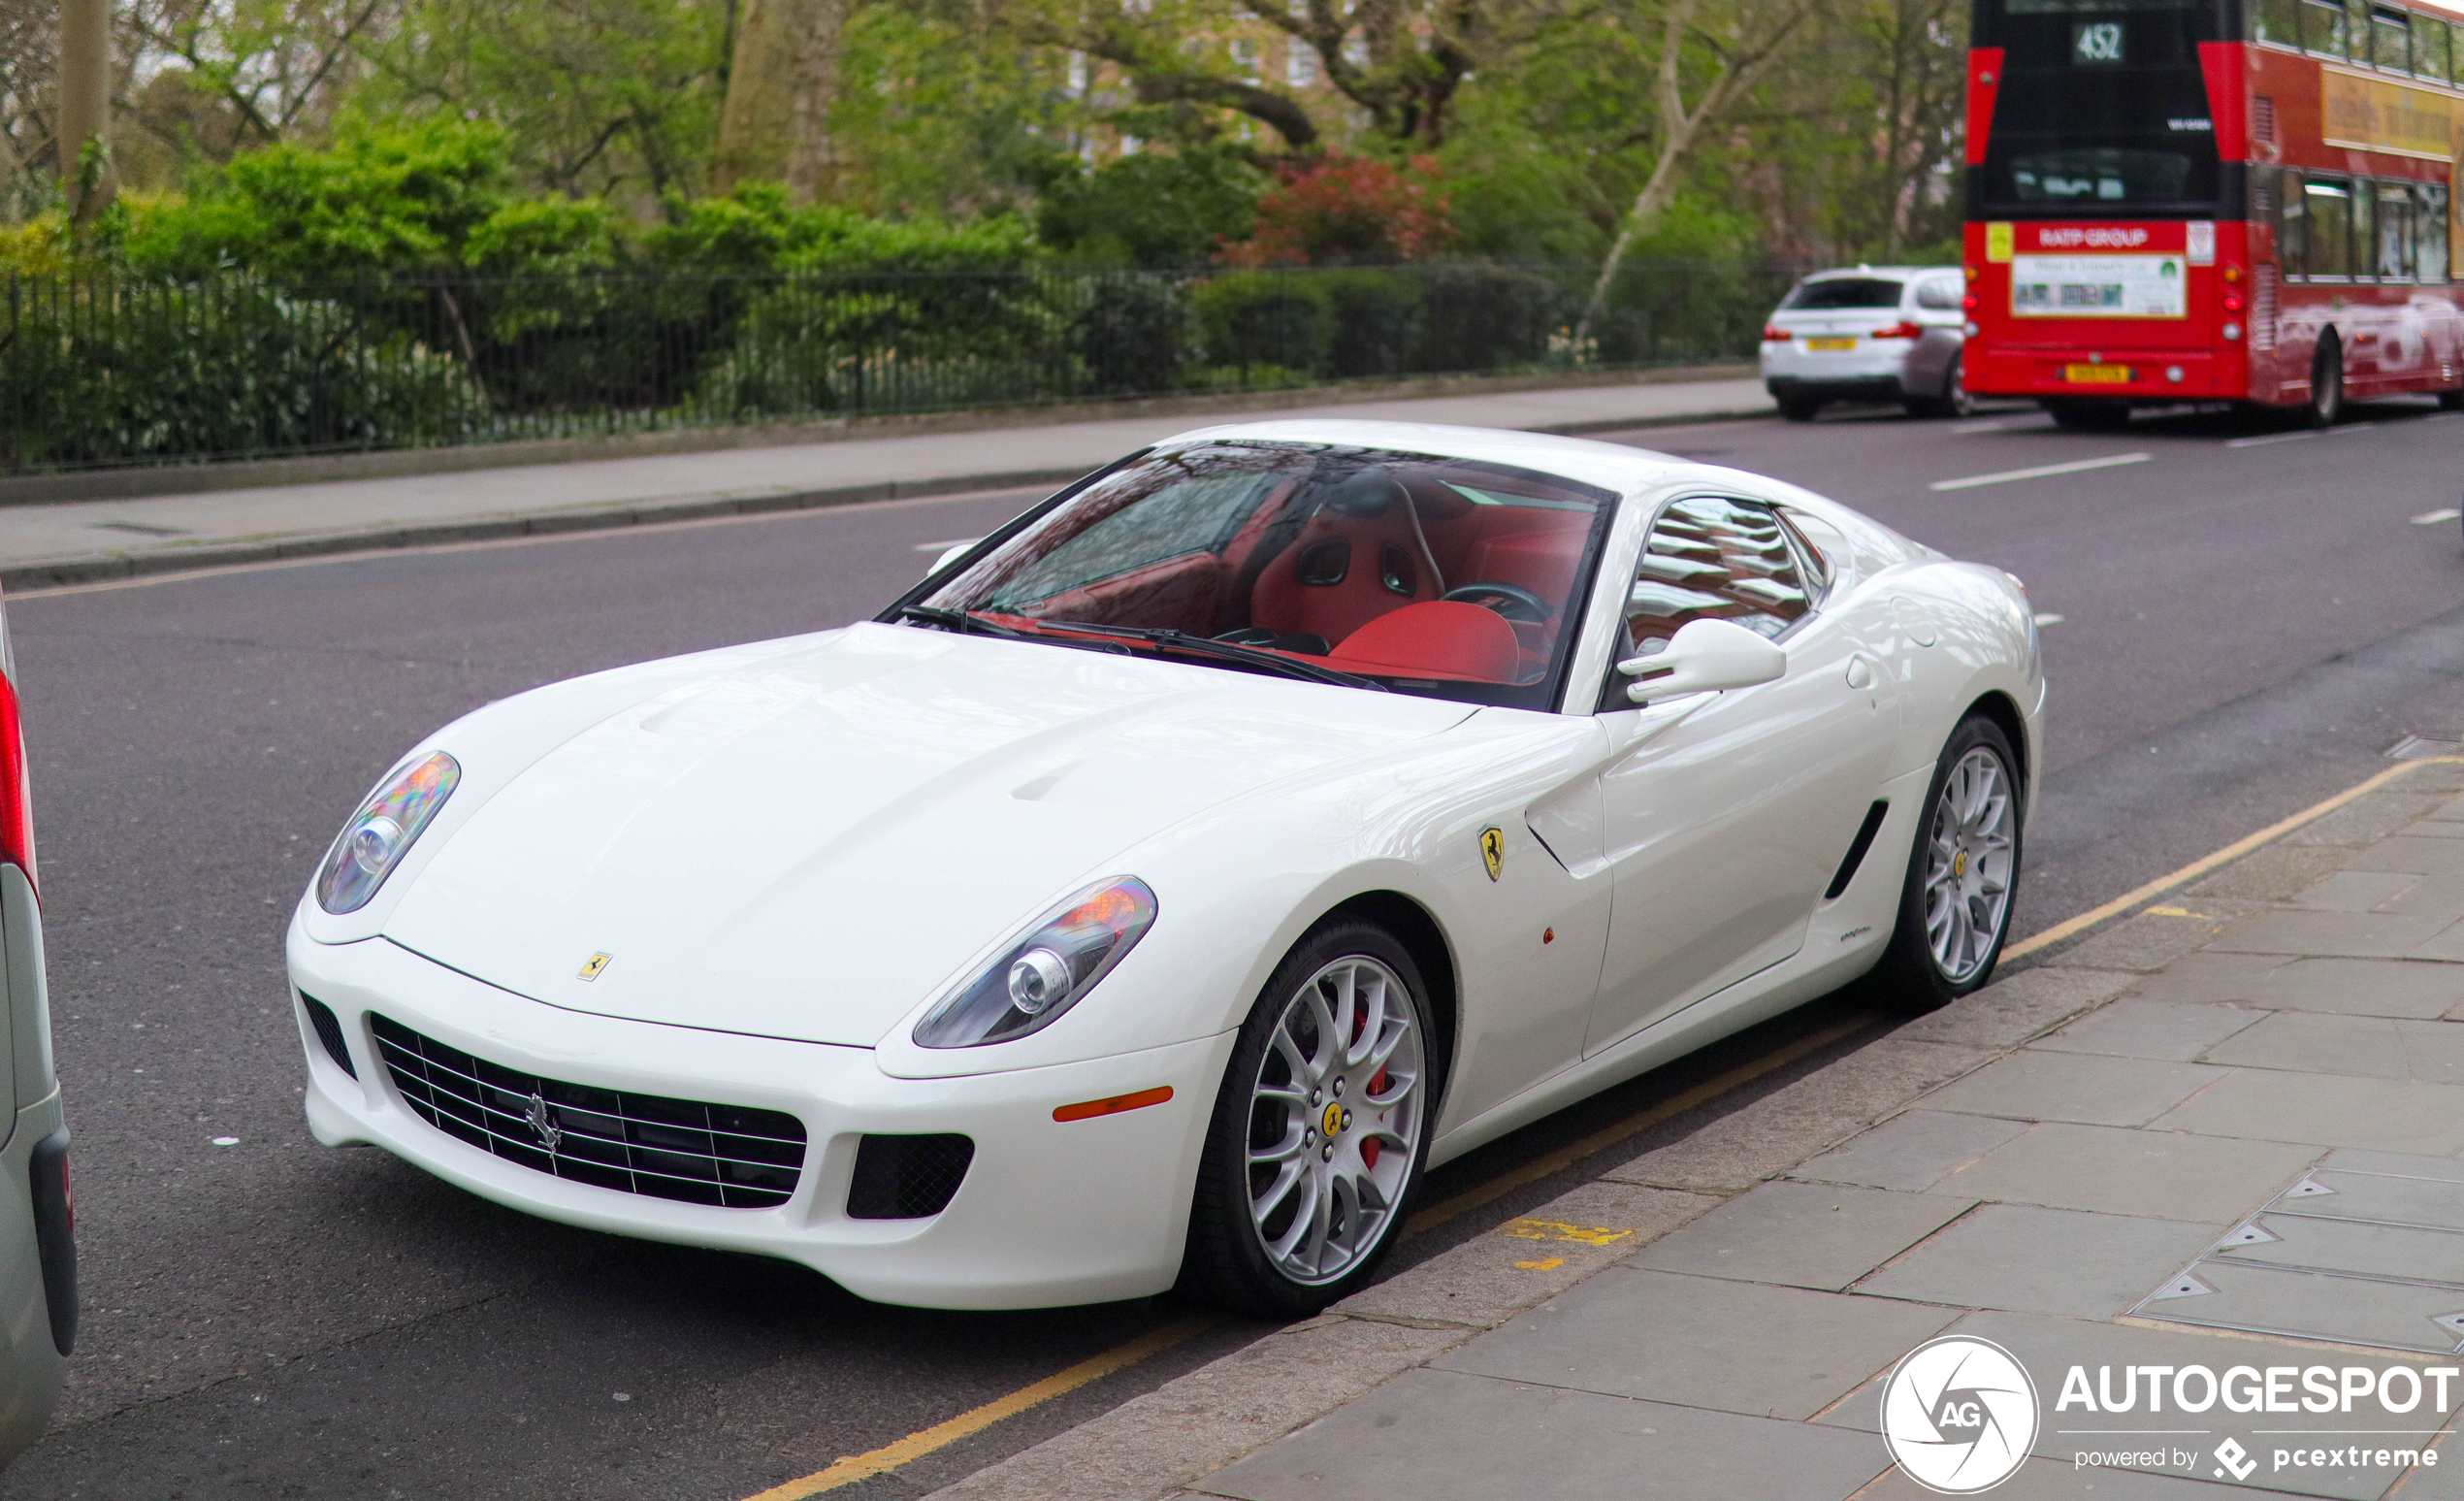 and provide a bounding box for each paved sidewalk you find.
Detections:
[927,760,2464,1501]
[0,375,1768,590]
